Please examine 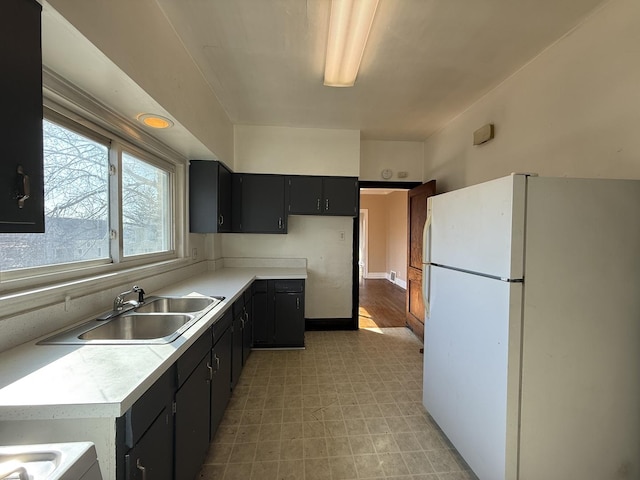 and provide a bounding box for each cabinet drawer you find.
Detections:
[213,310,233,345]
[274,280,304,293]
[252,280,267,294]
[232,297,245,318]
[176,328,212,388]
